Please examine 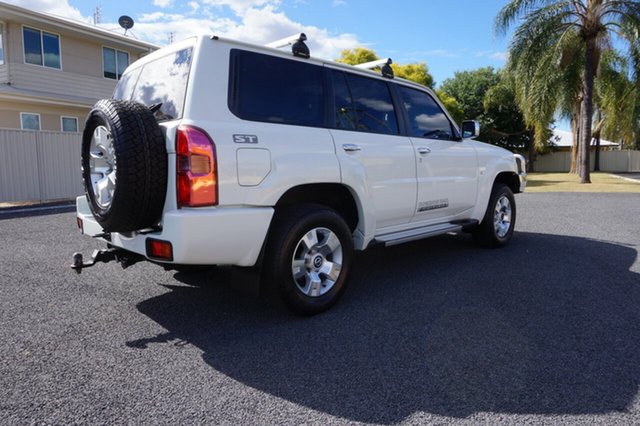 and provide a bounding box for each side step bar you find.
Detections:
[373,219,479,247]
